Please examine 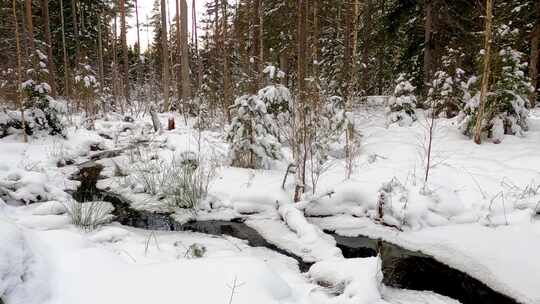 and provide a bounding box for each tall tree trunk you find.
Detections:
[473,0,493,145]
[361,0,372,95]
[343,0,359,179]
[120,0,130,102]
[97,10,105,94]
[135,0,142,84]
[250,0,262,94]
[294,0,308,202]
[13,0,28,143]
[529,0,540,107]
[25,0,35,55]
[59,0,70,97]
[41,0,56,96]
[112,11,119,109]
[180,0,191,105]
[423,0,433,90]
[71,0,80,66]
[221,0,232,122]
[161,0,170,110]
[176,0,182,106]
